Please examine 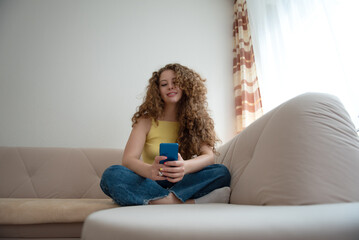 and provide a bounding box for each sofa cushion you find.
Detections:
[217,93,359,205]
[0,147,123,198]
[81,203,359,240]
[0,198,117,224]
